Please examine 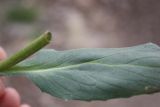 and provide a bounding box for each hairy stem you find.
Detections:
[0,31,52,70]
